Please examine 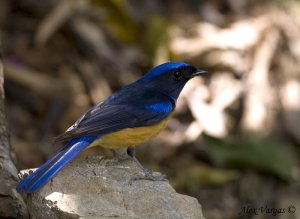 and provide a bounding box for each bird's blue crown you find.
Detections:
[142,62,189,79]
